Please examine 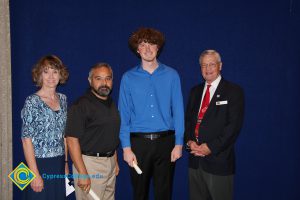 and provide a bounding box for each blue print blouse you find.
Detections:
[21,93,67,158]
